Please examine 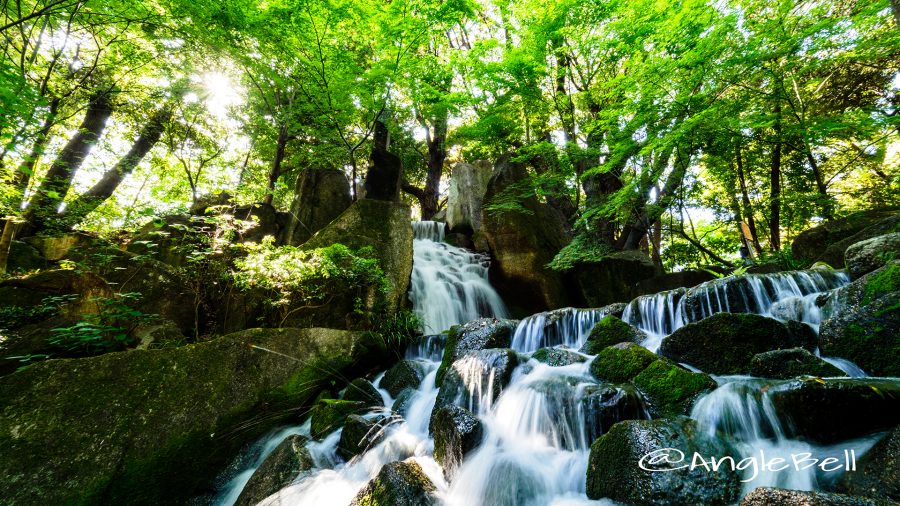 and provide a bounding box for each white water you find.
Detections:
[409,221,508,334]
[622,269,849,351]
[215,255,878,505]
